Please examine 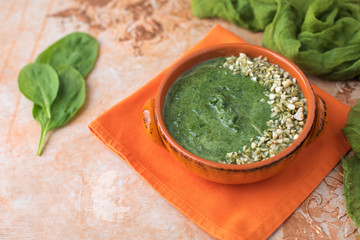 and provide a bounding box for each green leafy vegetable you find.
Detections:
[342,156,360,228]
[18,63,59,118]
[18,32,98,155]
[342,98,360,228]
[343,99,360,157]
[36,32,99,77]
[33,66,85,155]
[191,0,360,80]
